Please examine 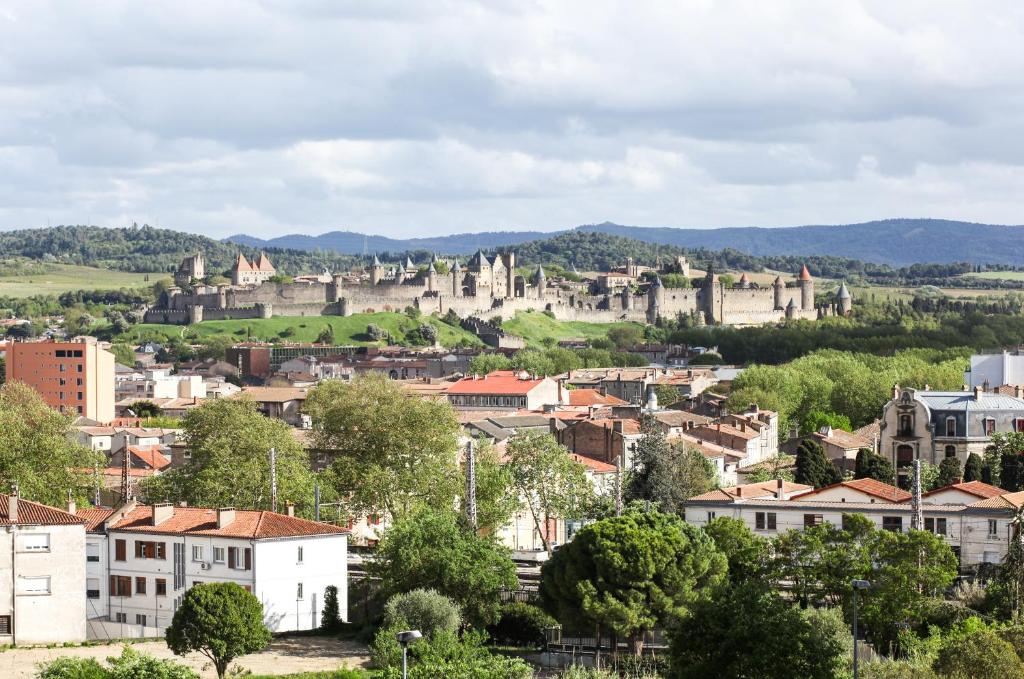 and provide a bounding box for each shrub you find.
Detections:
[321,585,341,632]
[382,588,462,639]
[36,657,108,679]
[37,647,199,679]
[933,624,1024,678]
[487,602,557,649]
